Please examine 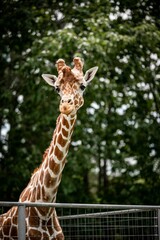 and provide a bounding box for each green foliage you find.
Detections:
[0,0,160,204]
